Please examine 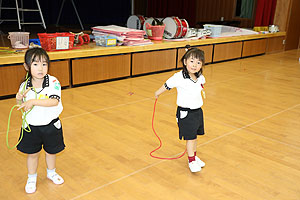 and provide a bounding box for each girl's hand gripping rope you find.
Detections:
[16,88,31,104]
[17,100,35,112]
[17,88,33,111]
